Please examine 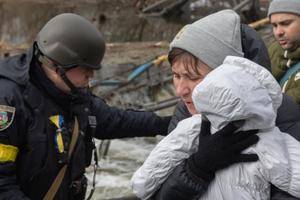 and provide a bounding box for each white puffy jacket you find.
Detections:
[131,56,300,200]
